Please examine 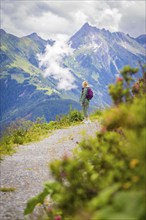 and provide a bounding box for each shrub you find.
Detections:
[56,109,83,126]
[24,94,145,219]
[68,109,84,122]
[109,65,146,105]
